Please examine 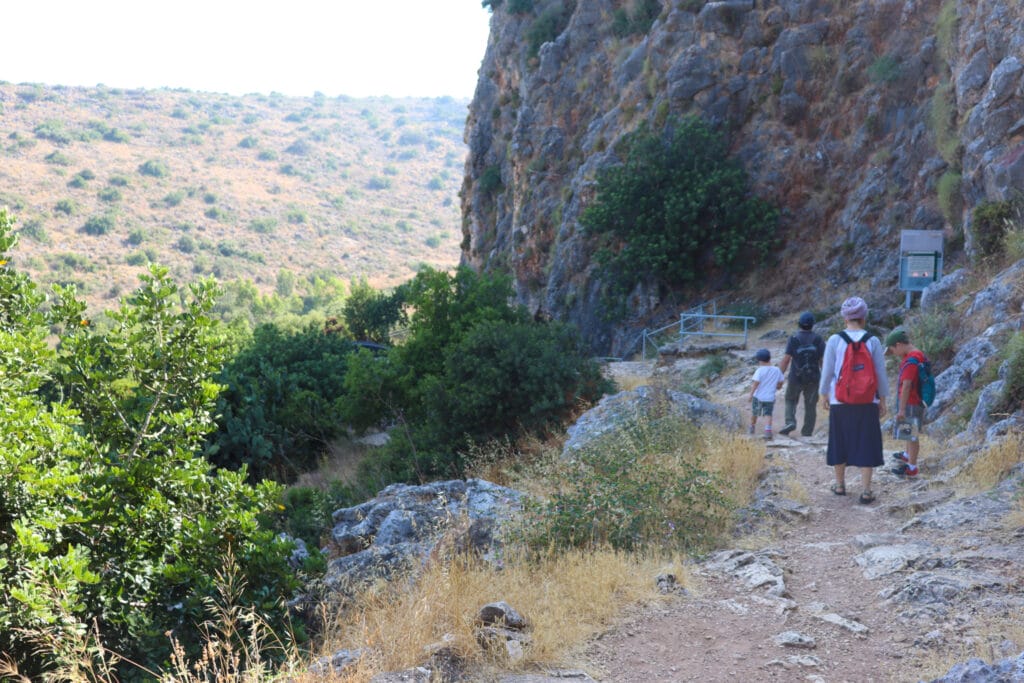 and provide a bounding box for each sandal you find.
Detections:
[859,491,876,504]
[830,483,846,496]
